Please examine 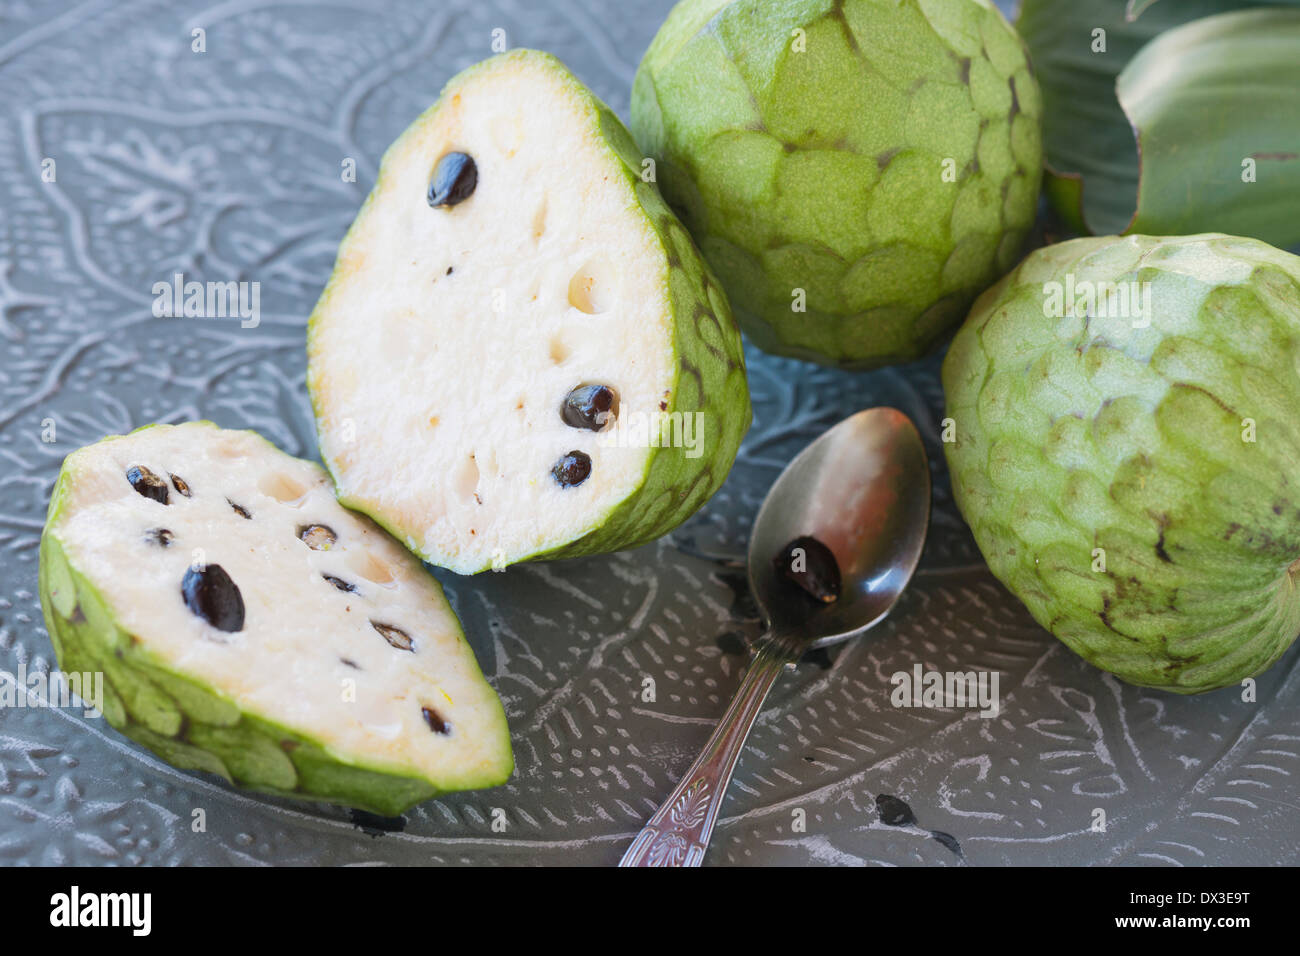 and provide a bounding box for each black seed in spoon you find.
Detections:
[323,574,357,594]
[773,535,841,604]
[228,499,252,519]
[371,620,414,652]
[421,706,451,735]
[181,564,245,632]
[145,528,174,547]
[551,450,592,488]
[169,473,192,497]
[427,152,477,208]
[297,523,337,551]
[561,384,618,431]
[126,465,169,504]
